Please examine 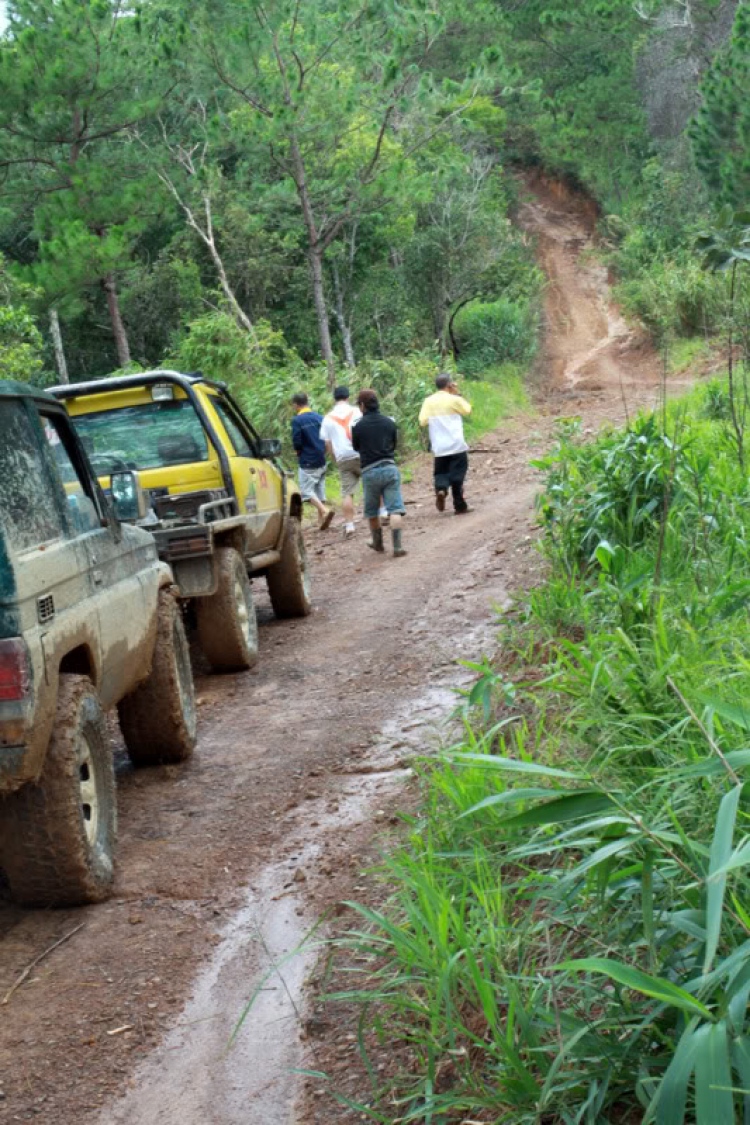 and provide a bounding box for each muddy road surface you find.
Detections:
[0,177,671,1125]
